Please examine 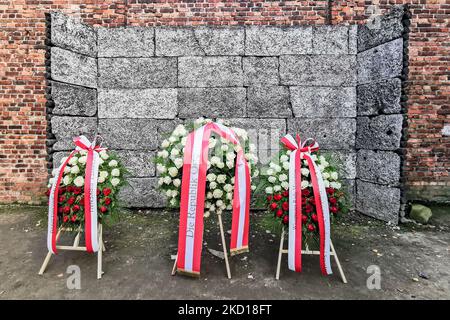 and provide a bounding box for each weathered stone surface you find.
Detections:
[288,118,356,150]
[349,25,358,54]
[51,82,96,116]
[322,150,356,180]
[245,26,312,55]
[409,204,433,224]
[343,179,356,209]
[357,38,403,84]
[358,5,404,52]
[357,78,401,115]
[243,57,279,86]
[50,12,97,56]
[98,27,154,57]
[357,150,400,185]
[51,116,97,150]
[98,119,159,150]
[313,26,349,54]
[98,57,177,88]
[118,178,165,208]
[155,27,244,56]
[52,151,69,169]
[247,86,291,118]
[114,150,155,177]
[356,115,403,150]
[178,88,246,118]
[291,86,356,118]
[280,55,356,86]
[178,56,243,87]
[51,47,97,88]
[155,119,183,146]
[98,89,177,119]
[356,180,400,223]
